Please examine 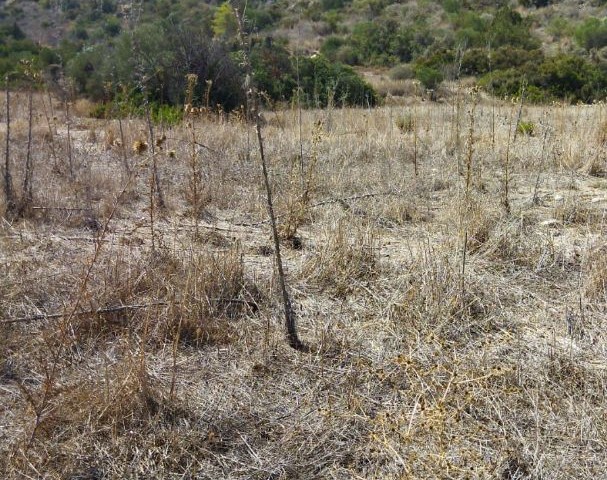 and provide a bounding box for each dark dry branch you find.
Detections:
[3,77,16,216]
[255,100,308,352]
[0,302,170,324]
[235,190,401,227]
